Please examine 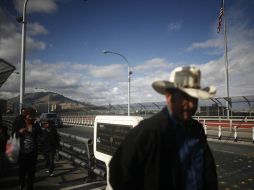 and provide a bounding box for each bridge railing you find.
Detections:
[61,115,254,142]
[193,117,254,142]
[3,115,254,143]
[57,131,106,180]
[61,115,95,127]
